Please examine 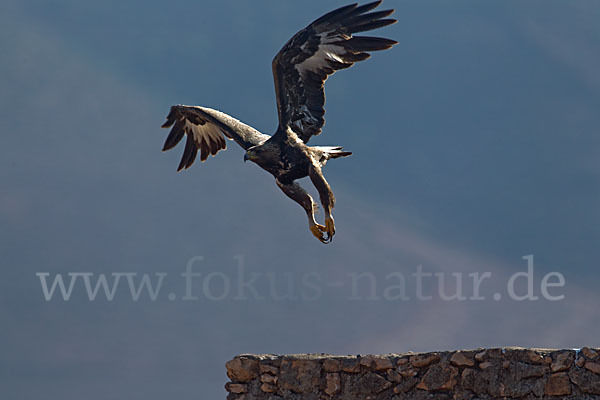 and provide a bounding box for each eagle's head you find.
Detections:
[244,143,279,166]
[244,148,259,163]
